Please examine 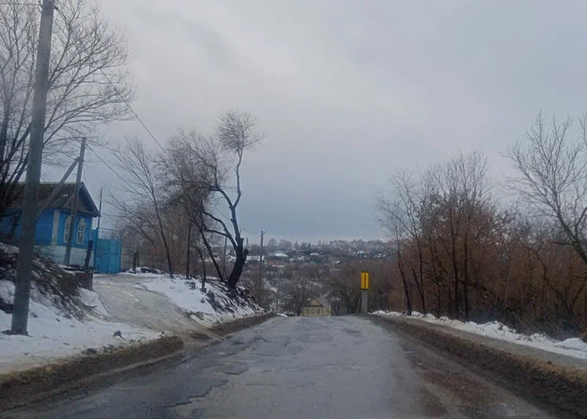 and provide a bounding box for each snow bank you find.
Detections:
[372,310,587,360]
[144,276,262,326]
[0,280,159,374]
